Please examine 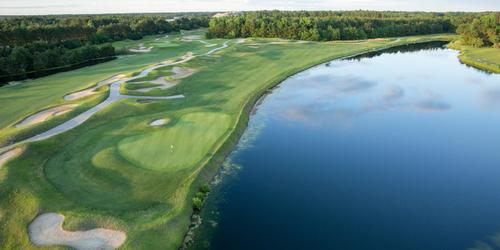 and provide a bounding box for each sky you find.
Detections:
[0,0,498,15]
